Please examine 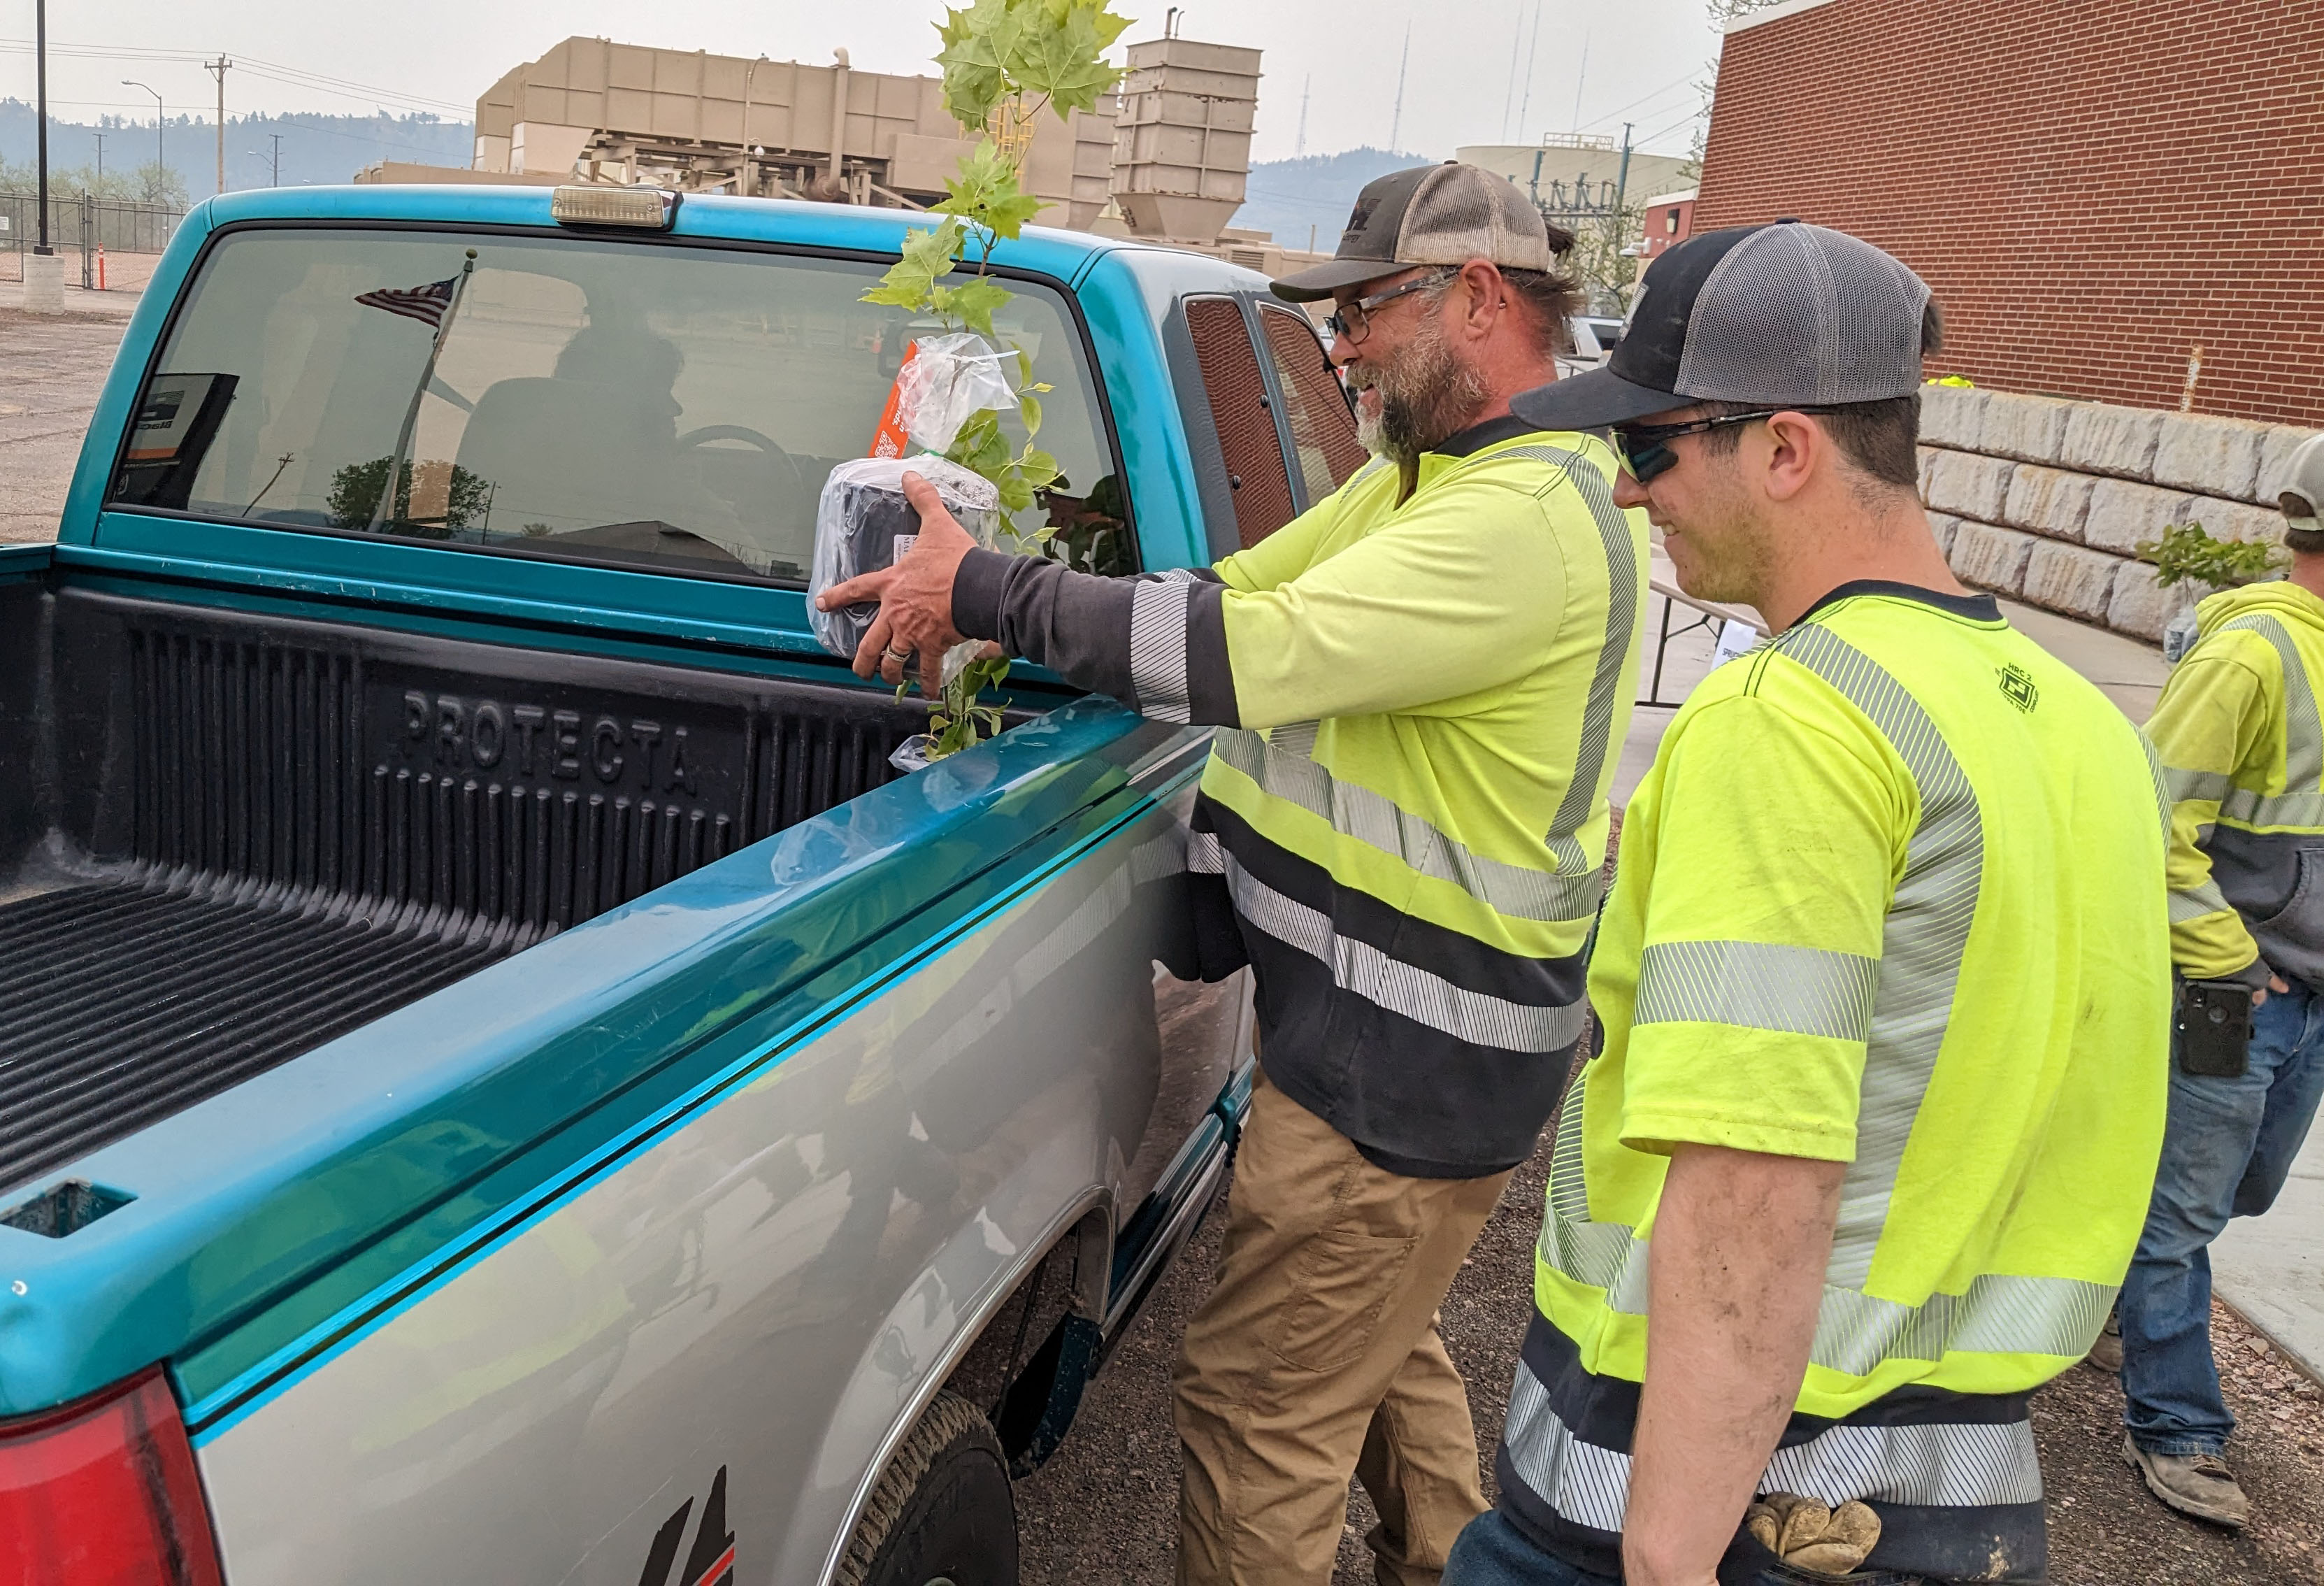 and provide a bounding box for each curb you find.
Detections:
[2216,1292,2324,1391]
